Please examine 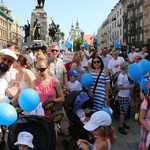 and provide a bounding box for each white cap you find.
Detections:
[84,111,112,131]
[14,131,34,148]
[0,49,18,60]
